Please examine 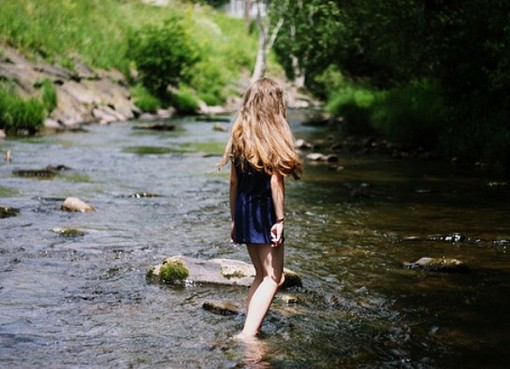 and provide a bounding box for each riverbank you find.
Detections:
[0,45,317,138]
